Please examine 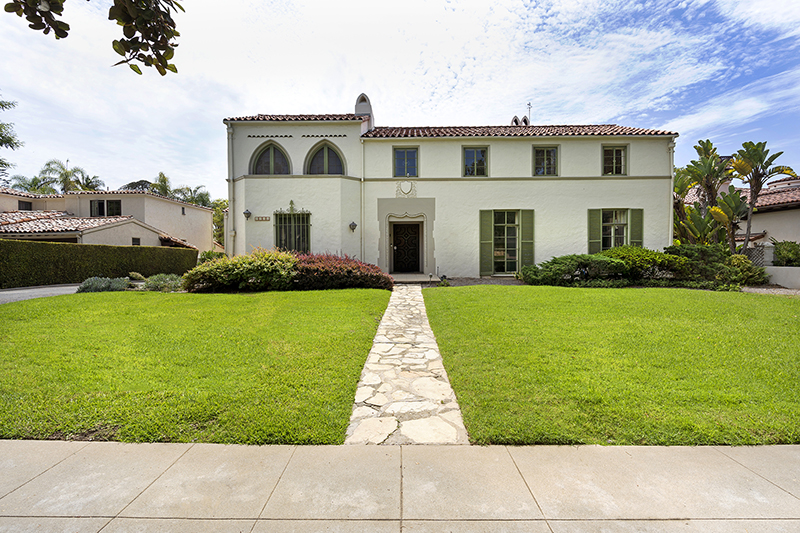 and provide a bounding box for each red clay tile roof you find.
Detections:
[0,186,61,199]
[224,114,370,122]
[684,180,800,210]
[0,211,131,233]
[361,124,678,138]
[158,234,197,249]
